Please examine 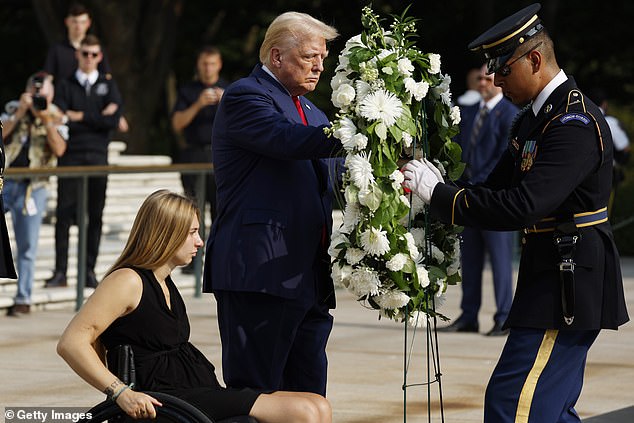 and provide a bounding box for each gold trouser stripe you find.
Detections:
[451,188,465,225]
[515,329,558,423]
